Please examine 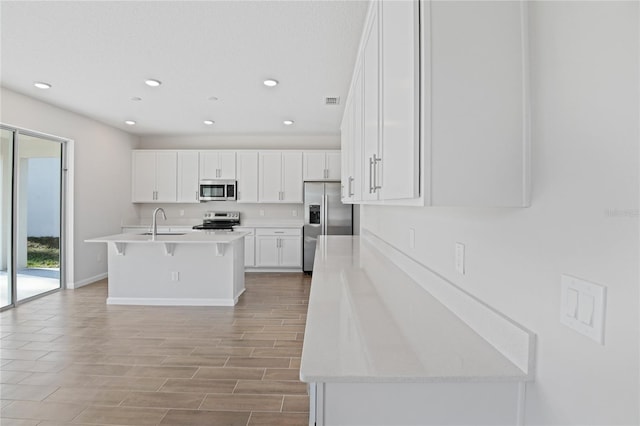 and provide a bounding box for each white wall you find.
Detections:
[139,133,340,150]
[133,202,304,226]
[361,2,638,425]
[1,87,139,287]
